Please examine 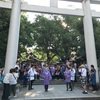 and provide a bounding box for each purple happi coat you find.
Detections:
[64,70,71,82]
[42,71,52,85]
